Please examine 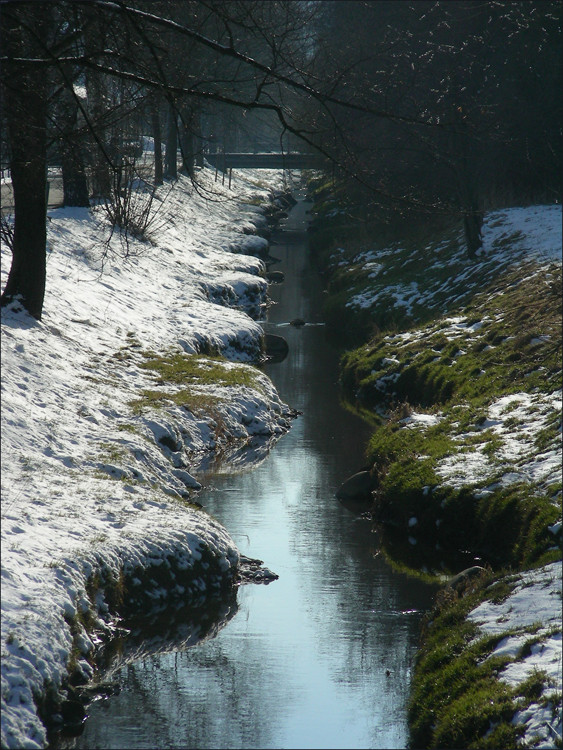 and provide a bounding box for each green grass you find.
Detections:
[129,351,263,414]
[98,441,130,464]
[139,351,260,388]
[373,455,561,573]
[129,388,223,415]
[116,423,140,434]
[340,264,561,412]
[332,265,562,573]
[408,575,559,749]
